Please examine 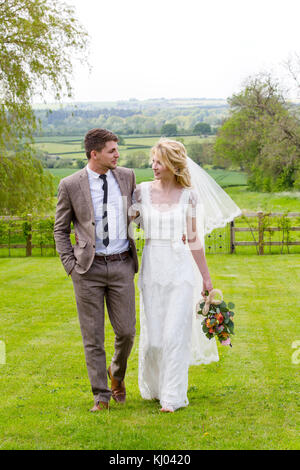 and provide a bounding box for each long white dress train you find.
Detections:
[135,182,219,411]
